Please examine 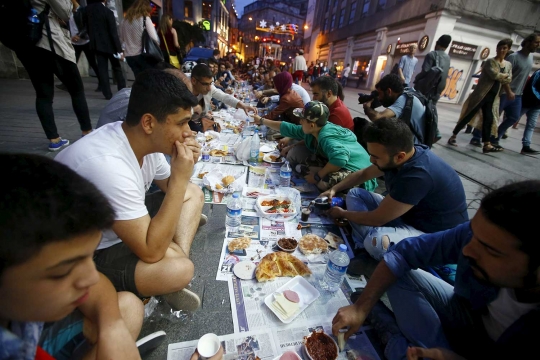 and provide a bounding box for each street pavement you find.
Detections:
[0,76,539,359]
